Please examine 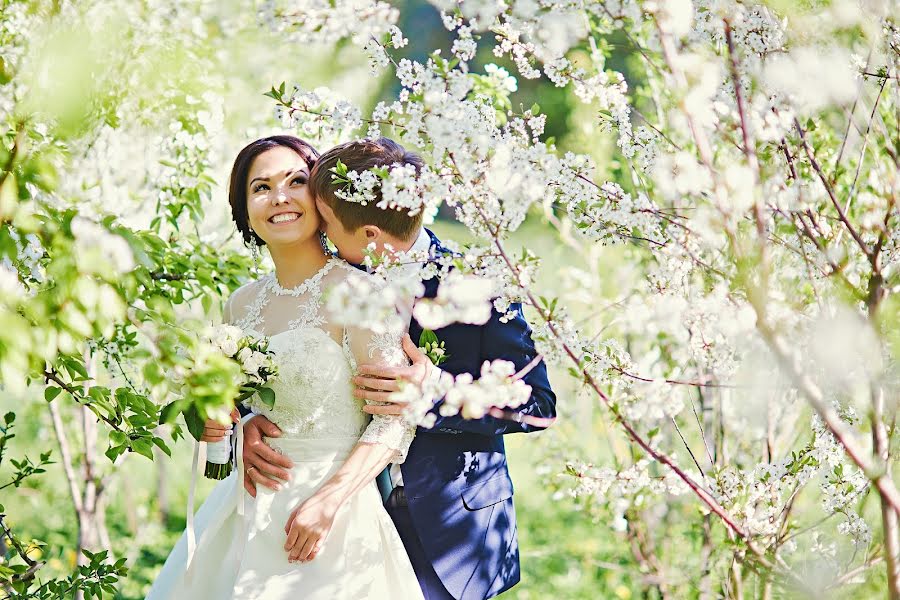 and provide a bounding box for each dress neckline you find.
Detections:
[266,258,337,297]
